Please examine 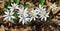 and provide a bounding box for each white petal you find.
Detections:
[47,16,49,17]
[8,6,12,8]
[25,18,30,21]
[39,4,41,8]
[11,3,13,6]
[3,15,7,17]
[10,20,14,23]
[34,18,36,21]
[7,10,9,14]
[4,11,9,15]
[10,9,14,11]
[41,18,43,21]
[11,16,15,19]
[22,20,24,25]
[8,17,11,21]
[14,3,16,6]
[19,18,22,22]
[44,17,47,21]
[36,16,38,18]
[30,17,33,21]
[10,12,14,15]
[46,12,49,17]
[14,3,17,6]
[18,16,20,18]
[25,8,28,11]
[47,12,49,15]
[18,15,22,18]
[15,6,19,9]
[4,17,8,20]
[43,8,46,11]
